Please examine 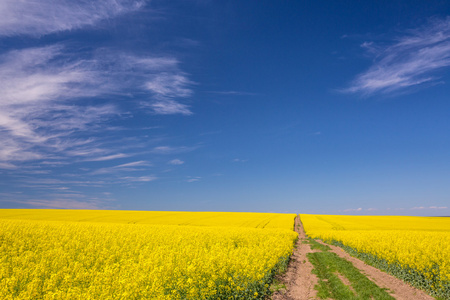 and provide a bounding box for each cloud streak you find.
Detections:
[0,45,194,166]
[344,17,450,95]
[91,161,151,175]
[206,90,259,96]
[0,0,144,36]
[152,145,198,154]
[0,0,199,209]
[342,207,363,212]
[186,176,201,183]
[168,159,184,165]
[121,175,157,182]
[84,153,130,162]
[411,206,448,210]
